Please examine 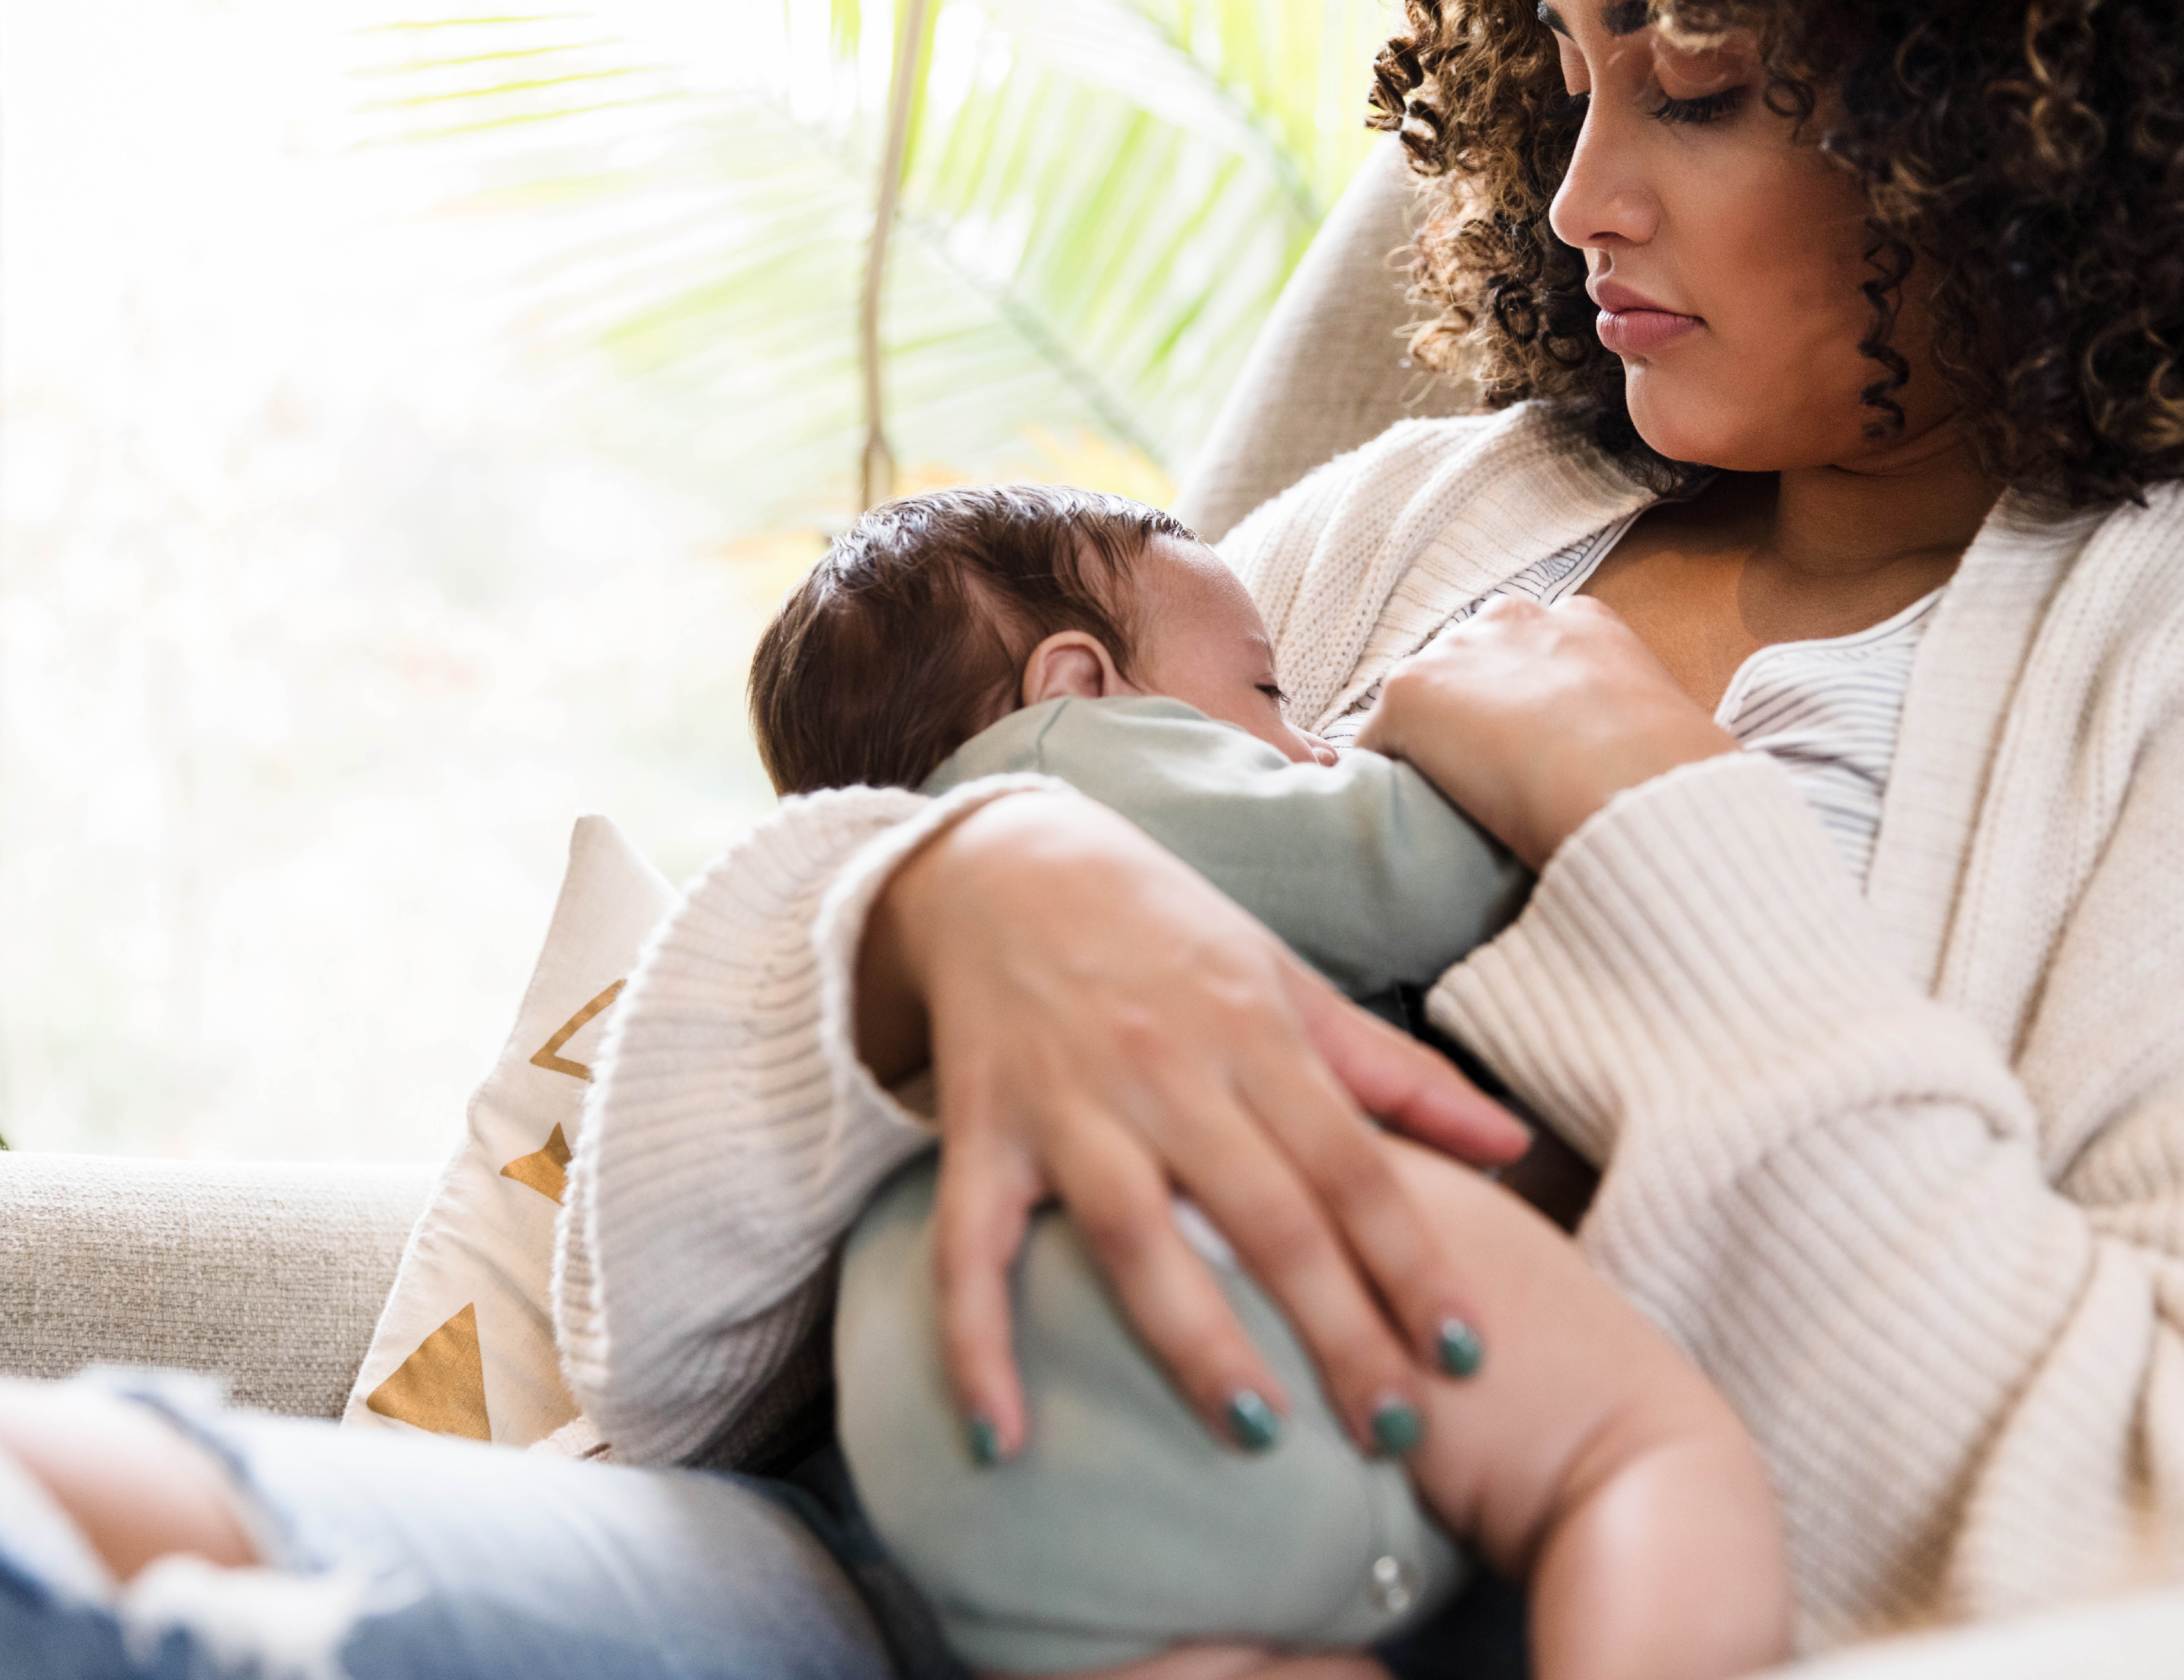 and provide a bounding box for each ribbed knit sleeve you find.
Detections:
[557,775,1058,1467]
[1431,742,2184,1643]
